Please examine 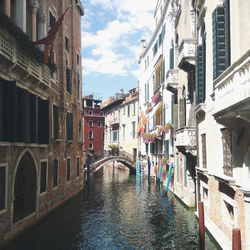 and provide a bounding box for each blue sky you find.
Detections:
[81,0,157,100]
